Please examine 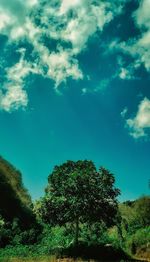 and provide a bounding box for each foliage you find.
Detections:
[118,196,150,258]
[133,196,150,228]
[40,225,74,251]
[107,226,122,249]
[0,157,31,207]
[119,195,150,235]
[0,245,30,259]
[0,157,42,248]
[39,160,120,245]
[125,227,150,255]
[119,202,137,234]
[0,157,36,229]
[0,156,149,261]
[80,222,109,245]
[0,217,41,248]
